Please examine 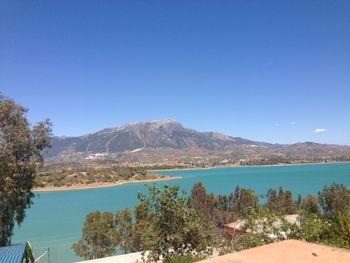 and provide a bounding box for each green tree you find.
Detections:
[212,194,234,227]
[139,185,215,262]
[288,212,329,243]
[231,186,259,218]
[318,183,350,216]
[0,95,52,245]
[73,211,118,260]
[302,195,320,215]
[114,209,136,254]
[294,194,303,210]
[189,182,208,213]
[266,187,297,214]
[189,182,231,227]
[74,183,350,260]
[330,202,350,249]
